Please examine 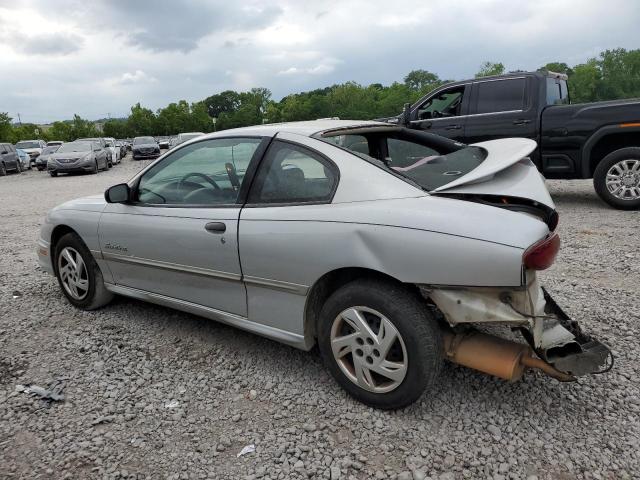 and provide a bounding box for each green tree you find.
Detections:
[47,121,74,141]
[127,103,156,136]
[404,70,440,91]
[475,61,505,78]
[538,62,573,75]
[569,59,602,103]
[0,113,13,142]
